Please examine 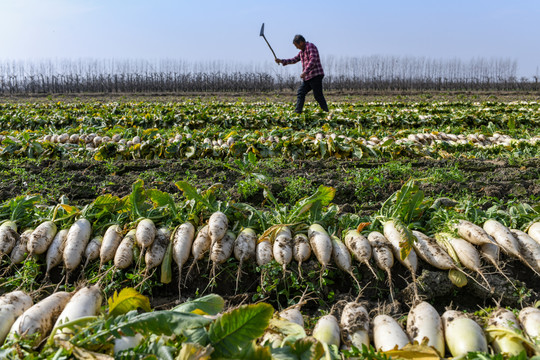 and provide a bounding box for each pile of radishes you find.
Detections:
[2,286,540,357]
[2,207,540,298]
